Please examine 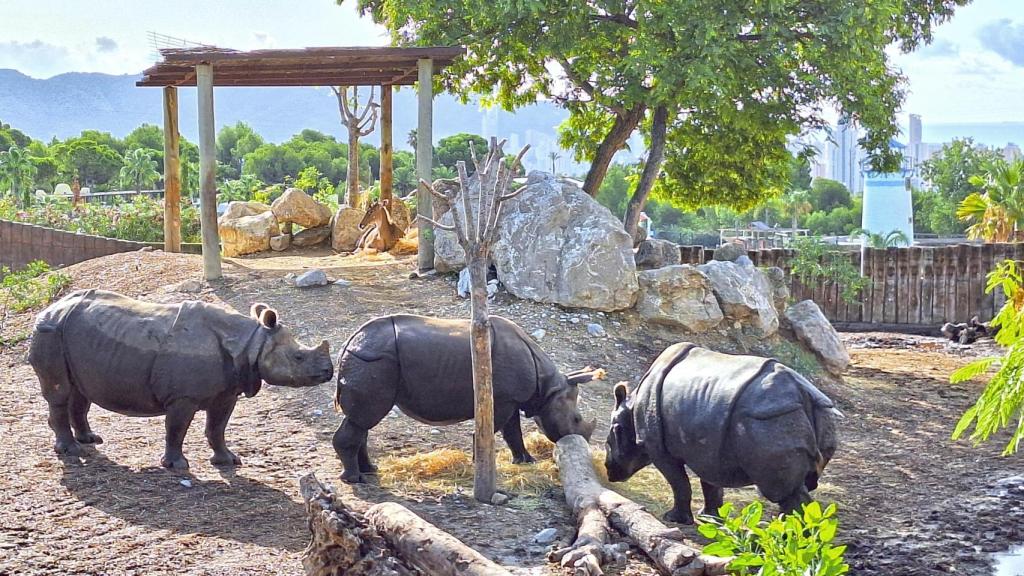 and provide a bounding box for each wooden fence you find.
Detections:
[678,243,1024,330]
